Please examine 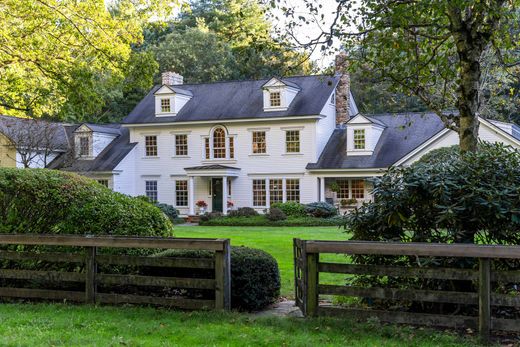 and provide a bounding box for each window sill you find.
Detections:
[282,153,304,156]
[172,156,191,159]
[248,153,269,157]
[142,156,160,159]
